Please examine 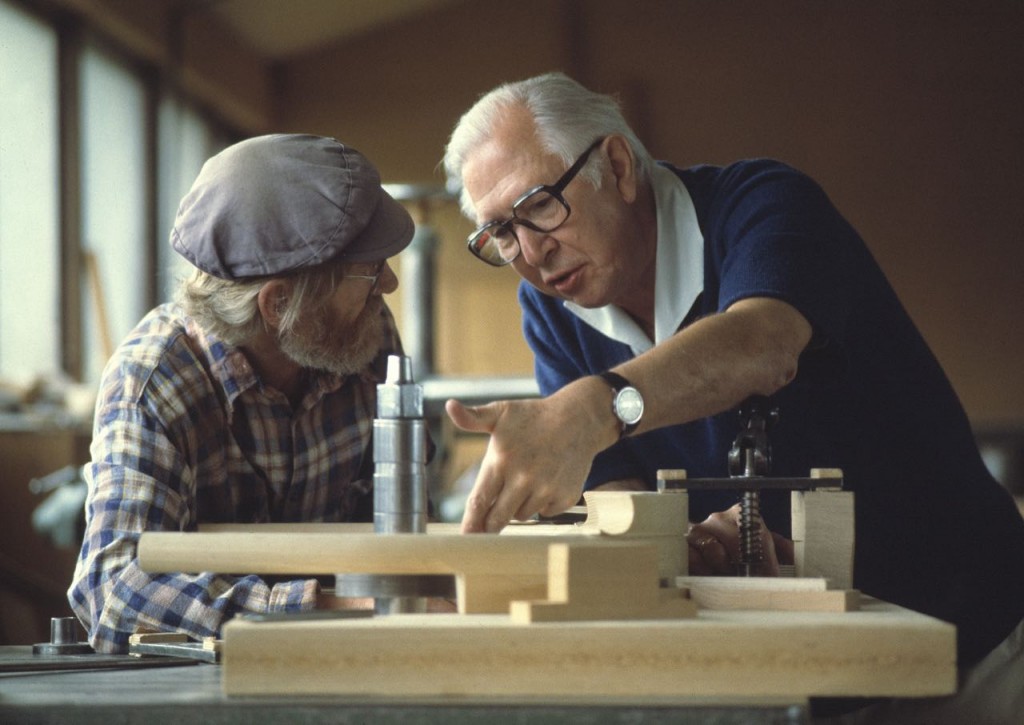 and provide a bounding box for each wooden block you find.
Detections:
[222,598,955,699]
[579,490,688,537]
[808,468,844,487]
[129,632,220,663]
[548,542,655,603]
[509,542,696,623]
[791,484,855,589]
[657,469,689,482]
[456,573,548,614]
[501,491,690,579]
[580,490,689,579]
[678,576,859,612]
[128,632,189,645]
